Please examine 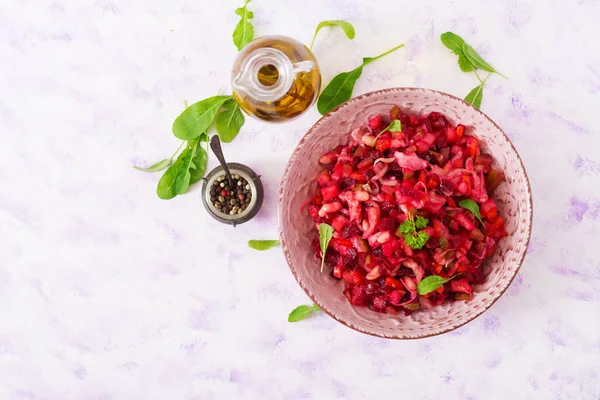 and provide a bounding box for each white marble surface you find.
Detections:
[1,1,599,399]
